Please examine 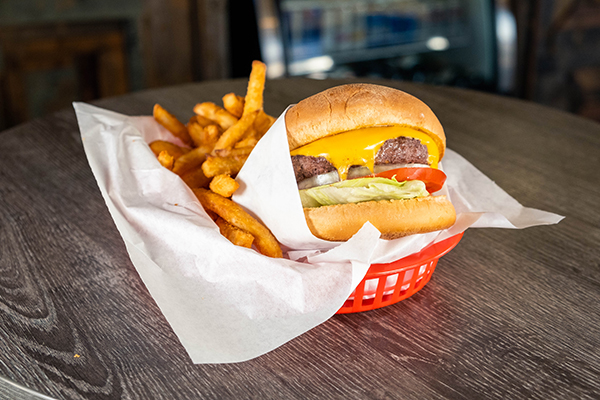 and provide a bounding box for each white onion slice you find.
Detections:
[347,166,372,179]
[373,163,430,174]
[297,164,432,189]
[297,170,340,189]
